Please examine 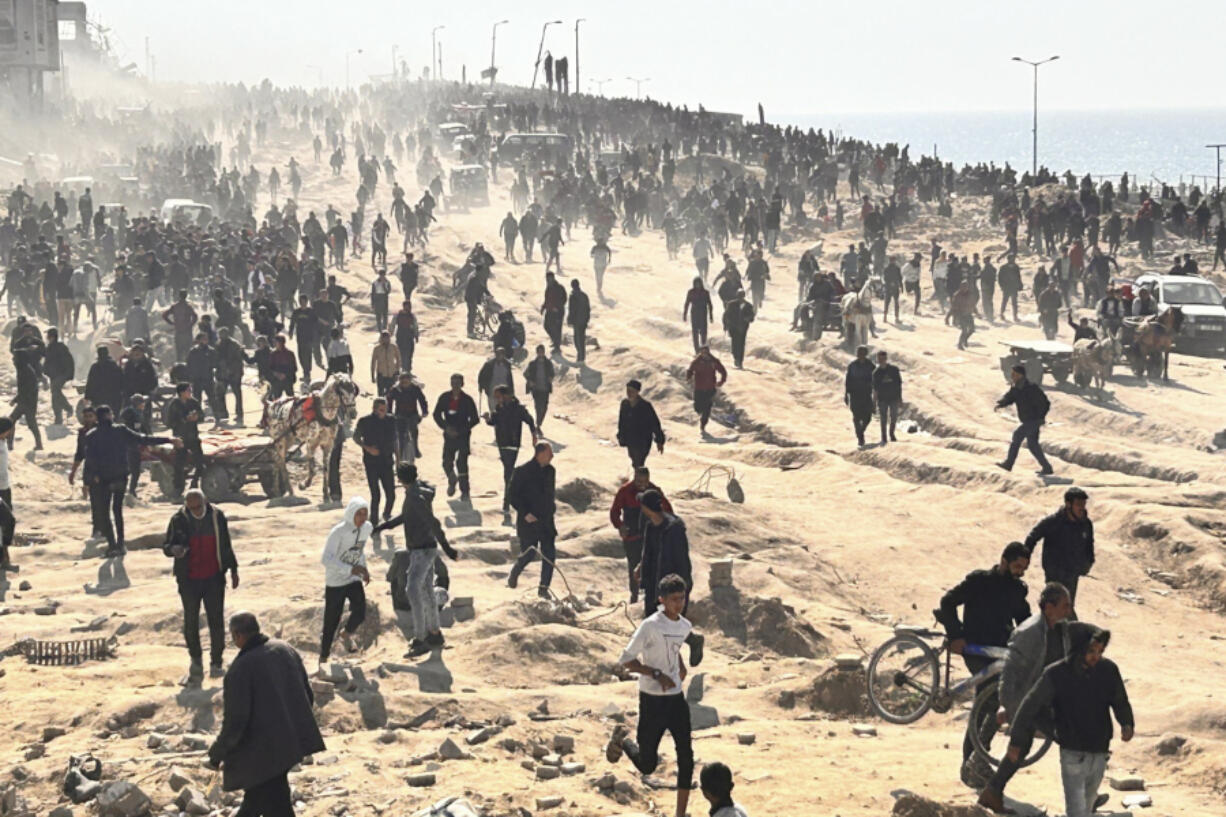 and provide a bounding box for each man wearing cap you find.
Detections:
[618,380,665,468]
